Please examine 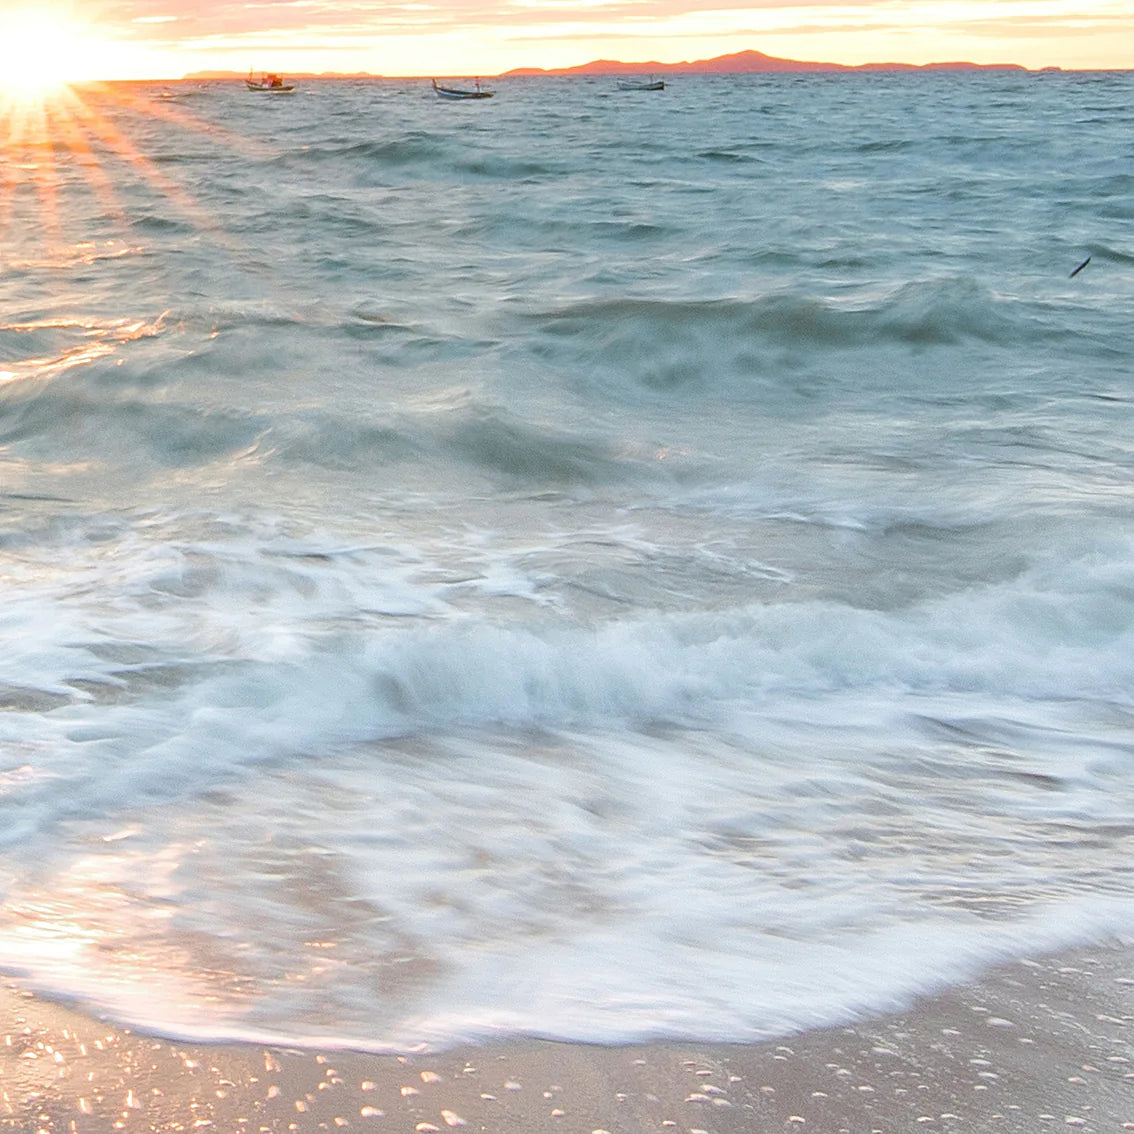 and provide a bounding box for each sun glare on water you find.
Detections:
[0,4,253,266]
